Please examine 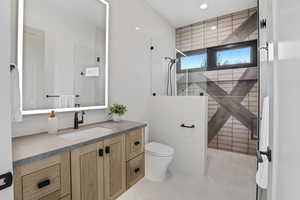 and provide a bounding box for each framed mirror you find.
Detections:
[18,0,109,115]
